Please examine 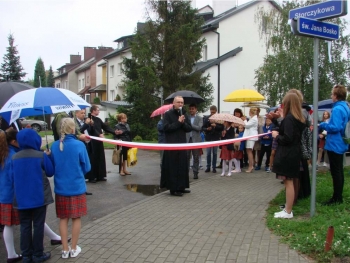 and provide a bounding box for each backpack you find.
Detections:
[343,121,350,144]
[300,119,312,160]
[339,104,350,144]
